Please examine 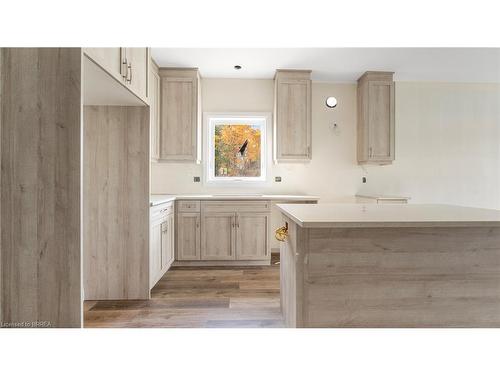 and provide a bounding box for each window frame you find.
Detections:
[203,112,272,186]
